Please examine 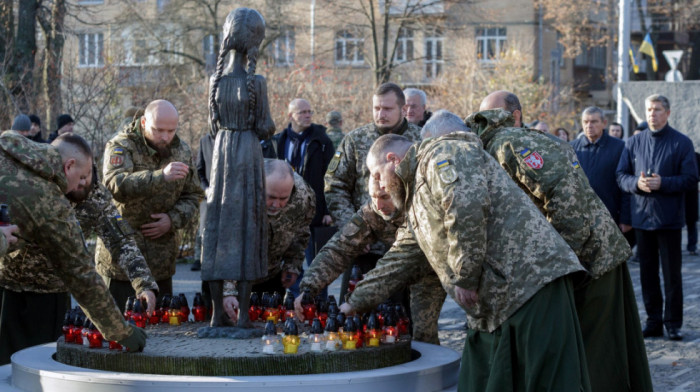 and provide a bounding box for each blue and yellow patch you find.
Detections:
[436,160,450,169]
[572,161,580,169]
[519,148,532,158]
[112,147,124,155]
